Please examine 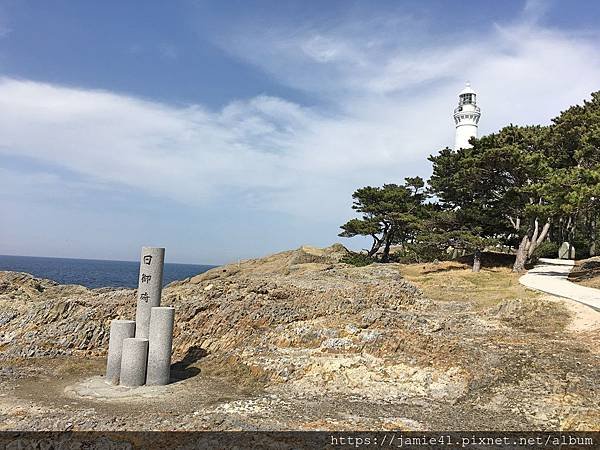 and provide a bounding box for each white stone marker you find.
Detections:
[105,320,136,385]
[146,306,175,385]
[119,337,149,387]
[558,241,575,259]
[135,247,165,339]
